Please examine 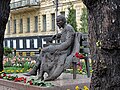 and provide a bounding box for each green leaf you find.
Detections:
[67,2,77,32]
